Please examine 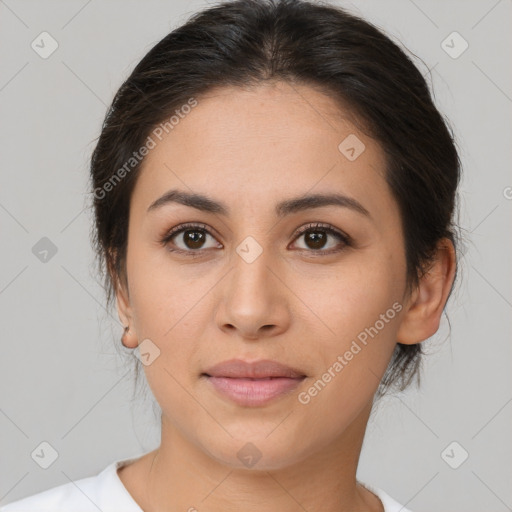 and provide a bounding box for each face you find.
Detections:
[118,81,412,470]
